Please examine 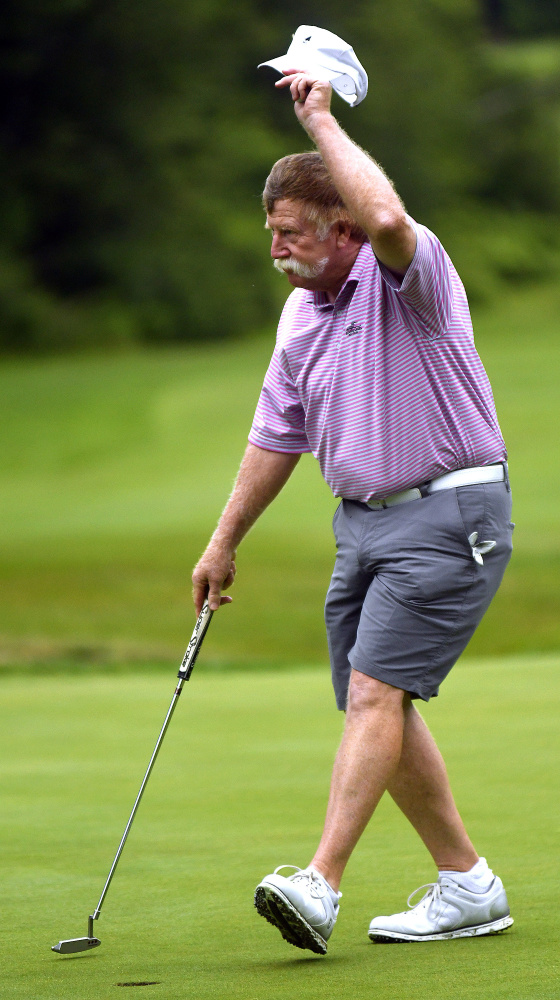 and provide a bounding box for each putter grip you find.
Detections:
[177,602,213,680]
